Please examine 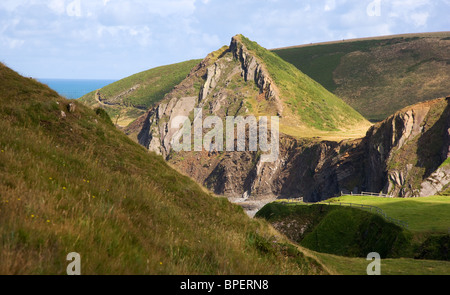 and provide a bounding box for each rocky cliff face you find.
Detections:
[362,97,450,197]
[166,96,450,207]
[127,34,450,213]
[269,97,450,201]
